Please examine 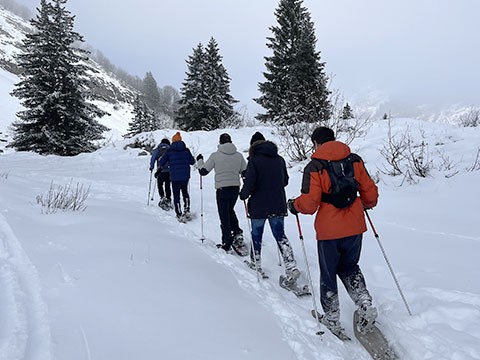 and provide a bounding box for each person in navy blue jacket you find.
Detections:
[149,138,172,208]
[159,132,195,220]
